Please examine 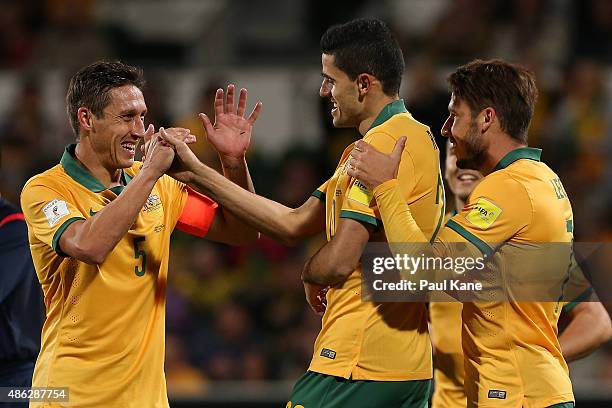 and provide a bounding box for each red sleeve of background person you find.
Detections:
[176,187,218,237]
